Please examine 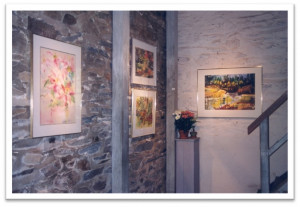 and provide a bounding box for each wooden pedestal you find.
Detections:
[176,138,200,193]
